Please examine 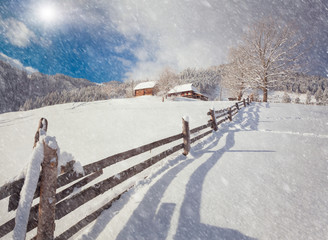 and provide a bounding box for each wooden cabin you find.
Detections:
[134,81,156,97]
[167,83,208,101]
